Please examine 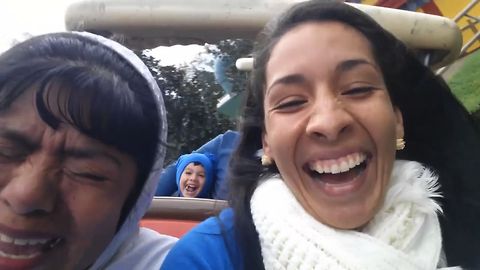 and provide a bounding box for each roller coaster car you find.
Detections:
[140,197,228,237]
